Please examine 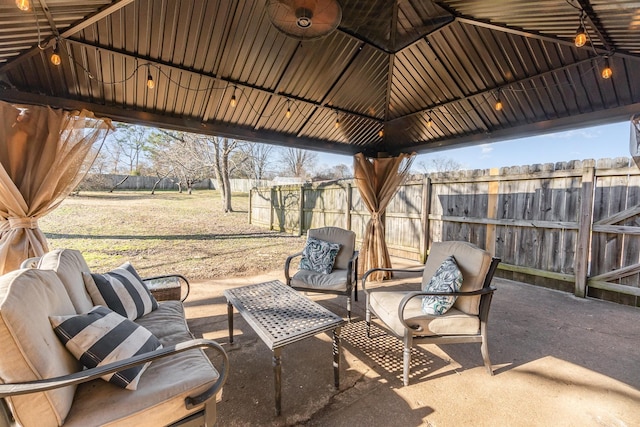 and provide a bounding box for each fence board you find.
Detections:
[251,158,640,307]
